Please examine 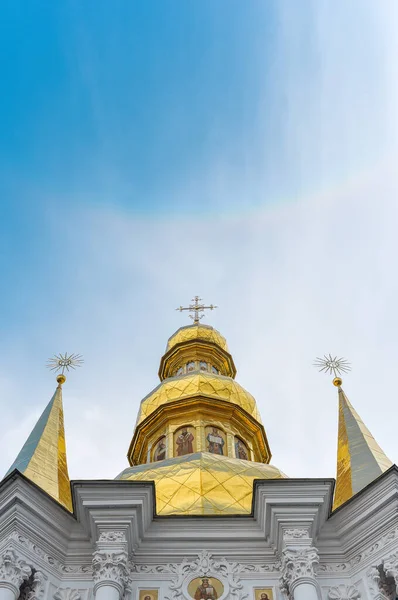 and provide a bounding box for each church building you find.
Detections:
[0,299,397,600]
